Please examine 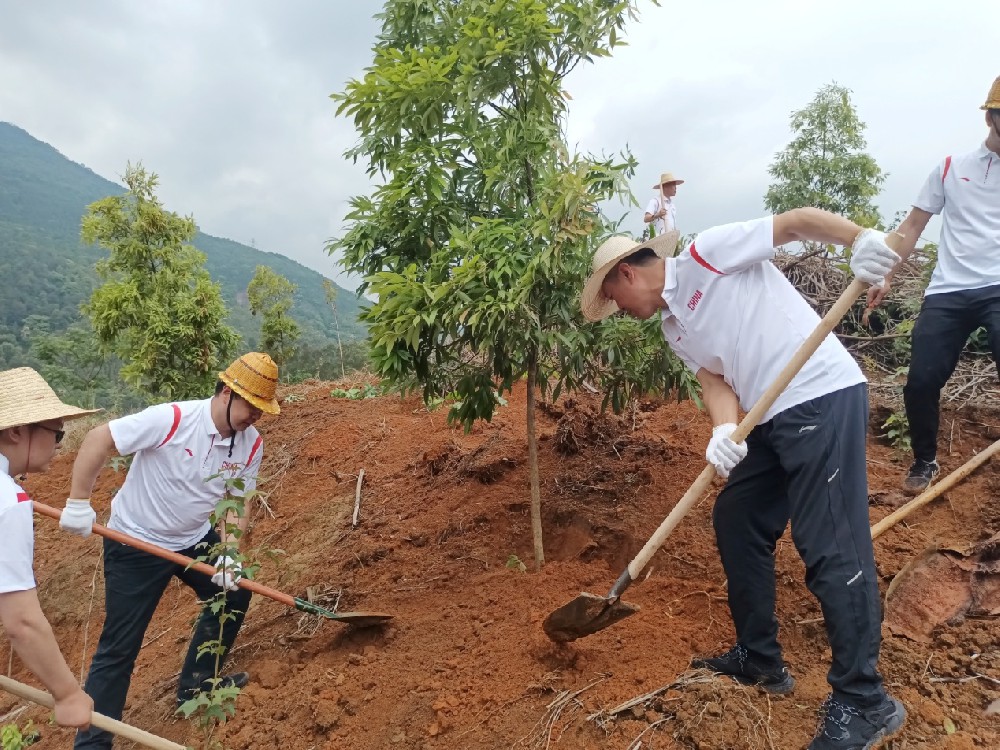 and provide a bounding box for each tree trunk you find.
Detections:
[526,349,544,571]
